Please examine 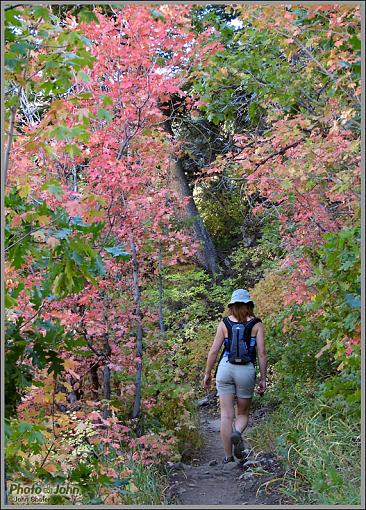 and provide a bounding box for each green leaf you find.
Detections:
[101,95,113,106]
[93,255,106,276]
[79,35,93,47]
[149,8,166,22]
[68,336,89,348]
[248,101,259,122]
[350,61,361,78]
[31,286,43,309]
[5,57,22,70]
[345,294,361,308]
[70,125,90,143]
[70,215,87,227]
[53,228,72,240]
[78,9,100,24]
[11,282,25,299]
[38,28,49,38]
[32,6,50,20]
[41,179,64,199]
[9,41,33,56]
[18,422,33,434]
[78,92,93,100]
[5,9,23,27]
[49,125,72,141]
[349,35,361,51]
[97,108,112,122]
[64,144,82,157]
[10,242,28,269]
[105,246,130,260]
[77,70,90,83]
[5,27,16,42]
[5,292,17,308]
[29,430,46,444]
